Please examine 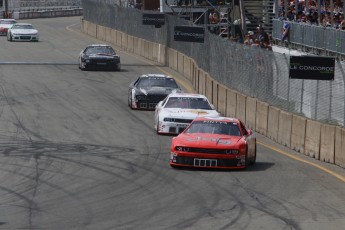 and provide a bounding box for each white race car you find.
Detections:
[7,23,39,42]
[154,93,220,134]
